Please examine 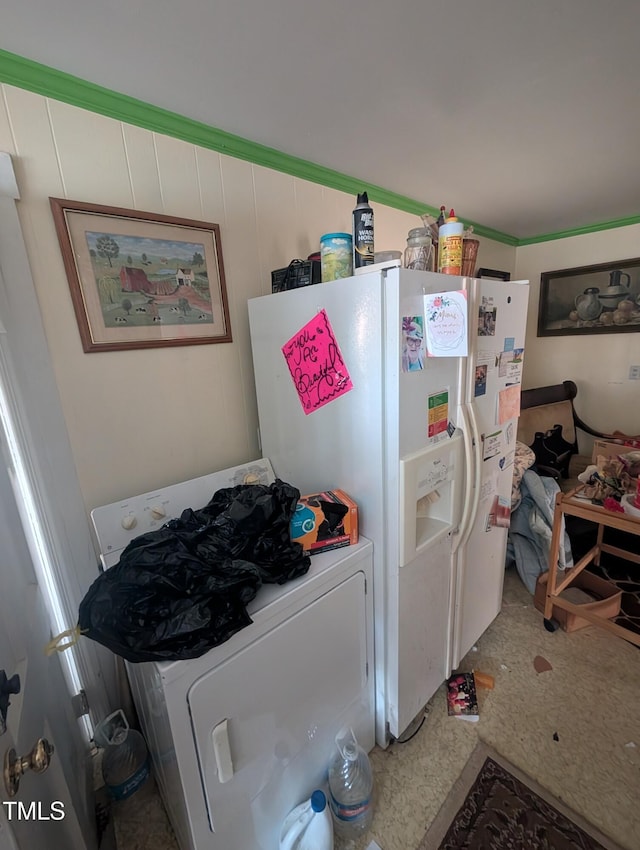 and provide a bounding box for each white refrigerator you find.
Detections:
[248,267,529,746]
